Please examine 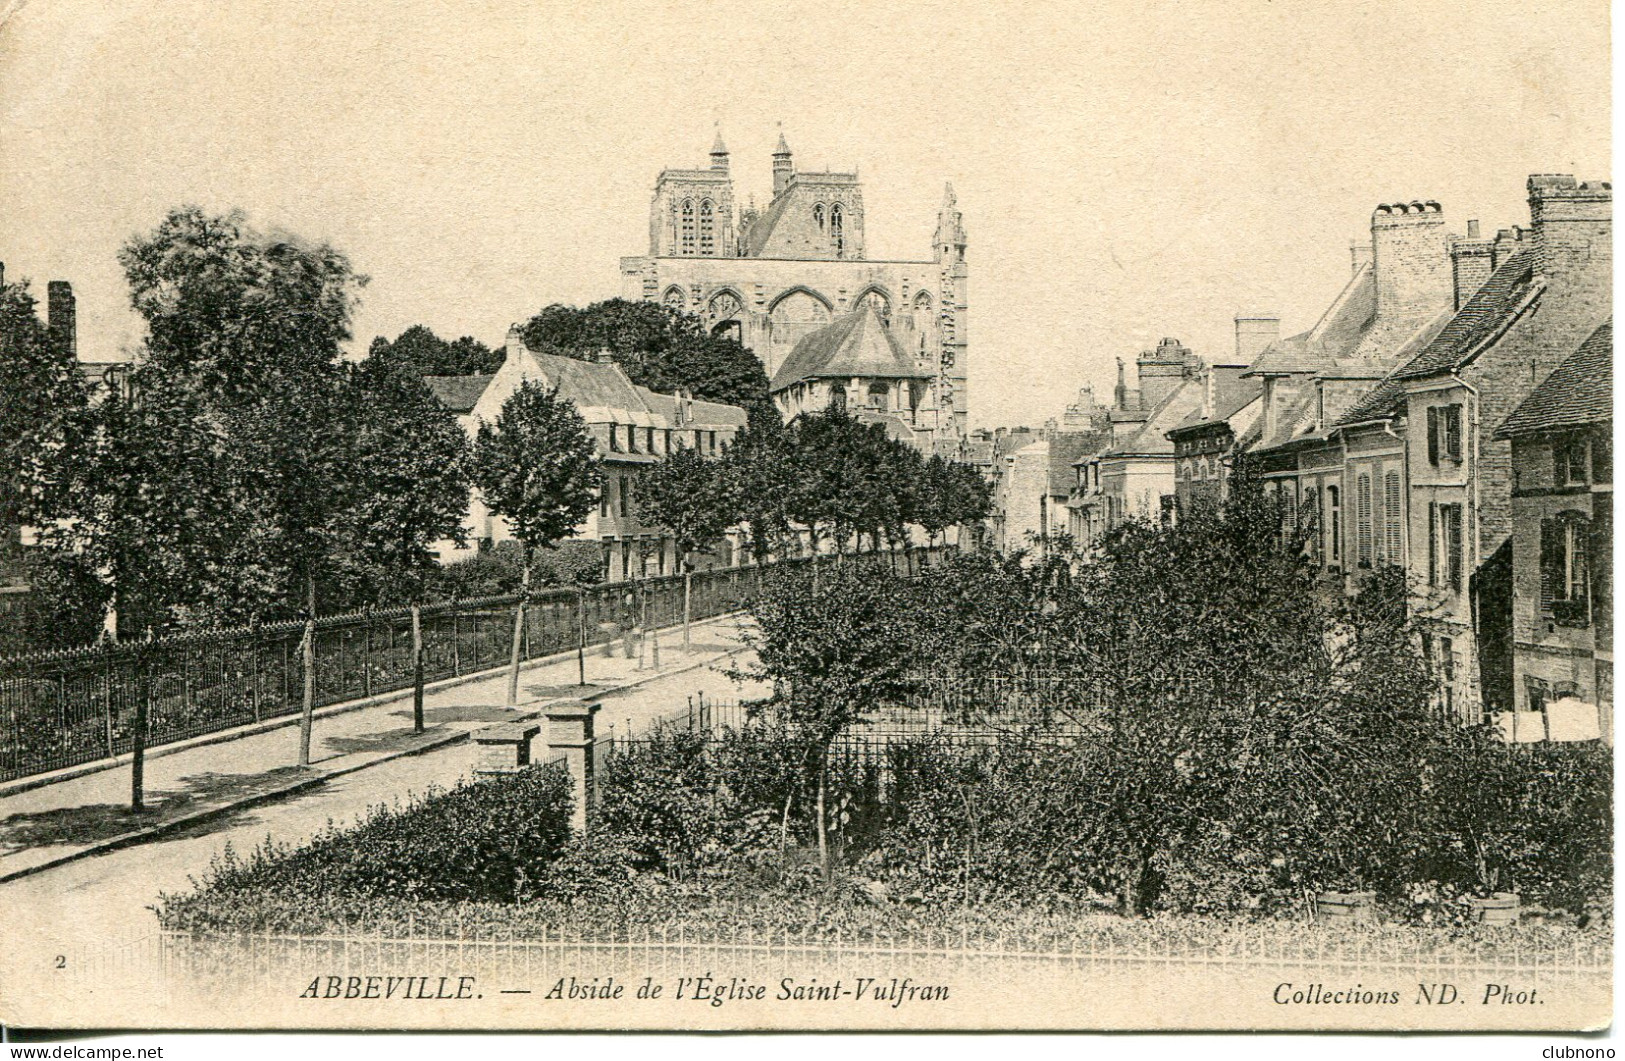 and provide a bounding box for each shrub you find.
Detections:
[157,763,574,928]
